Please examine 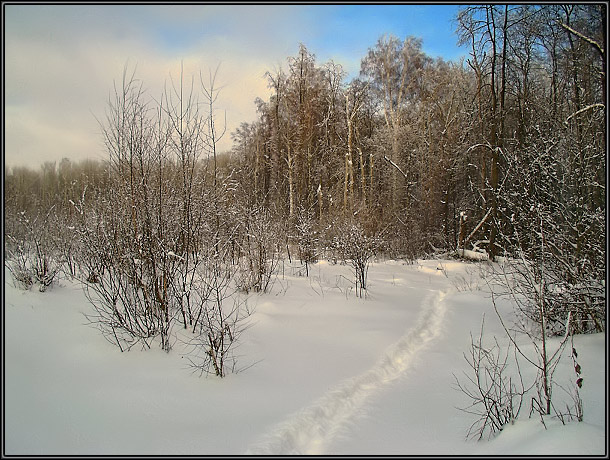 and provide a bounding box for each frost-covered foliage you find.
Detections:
[448,5,605,438]
[5,209,62,292]
[234,202,282,294]
[74,66,253,371]
[295,205,319,276]
[331,218,383,298]
[79,185,183,352]
[495,130,605,334]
